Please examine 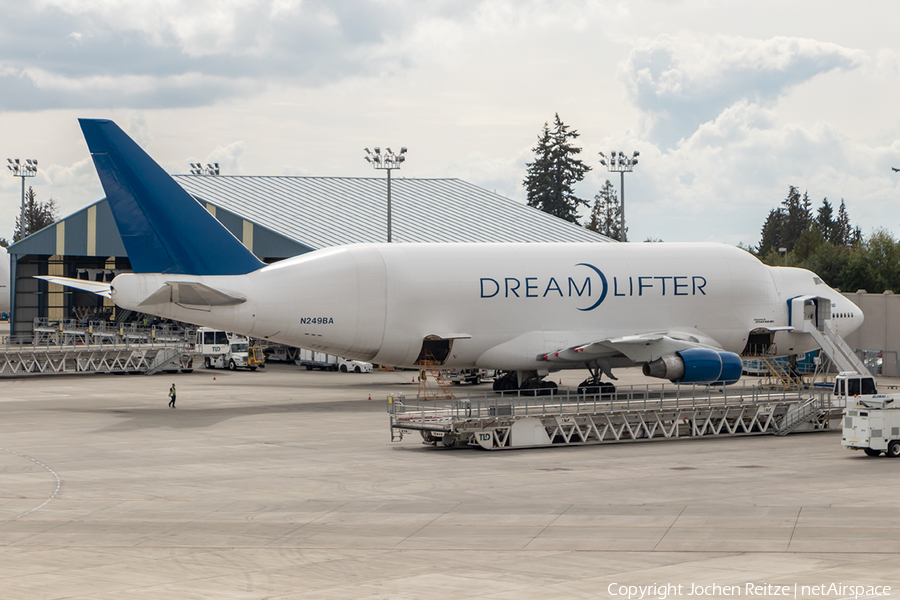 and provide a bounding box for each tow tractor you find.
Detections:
[197,327,265,371]
[839,371,900,457]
